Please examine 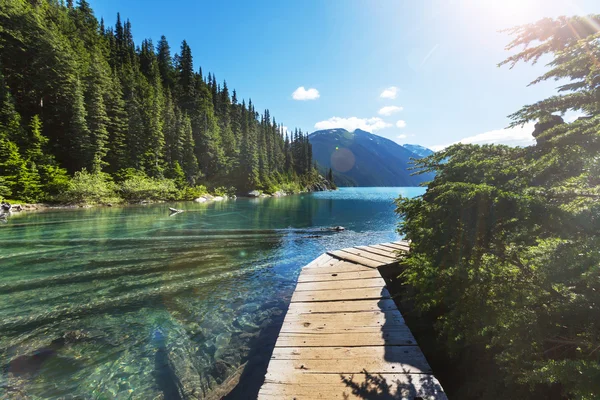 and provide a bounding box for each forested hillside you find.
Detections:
[0,0,321,203]
[396,15,600,399]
